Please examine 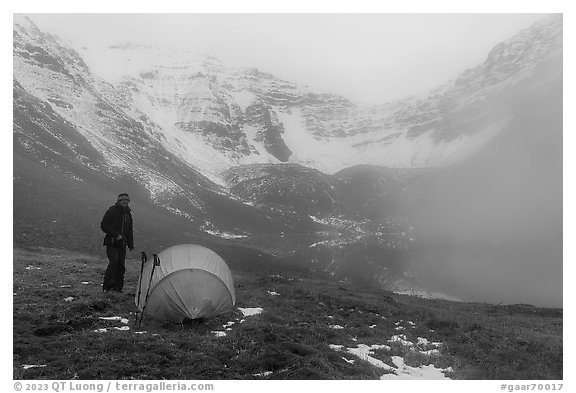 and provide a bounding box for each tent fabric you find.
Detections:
[135,244,236,322]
